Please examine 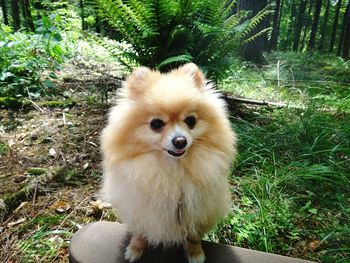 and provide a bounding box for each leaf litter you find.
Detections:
[0,80,119,261]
